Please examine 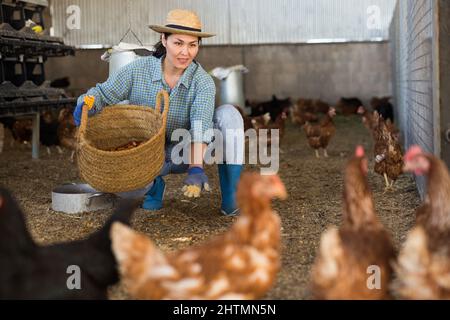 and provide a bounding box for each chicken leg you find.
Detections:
[323,149,329,158]
[315,149,320,158]
[383,173,391,193]
[69,150,75,163]
[389,179,396,190]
